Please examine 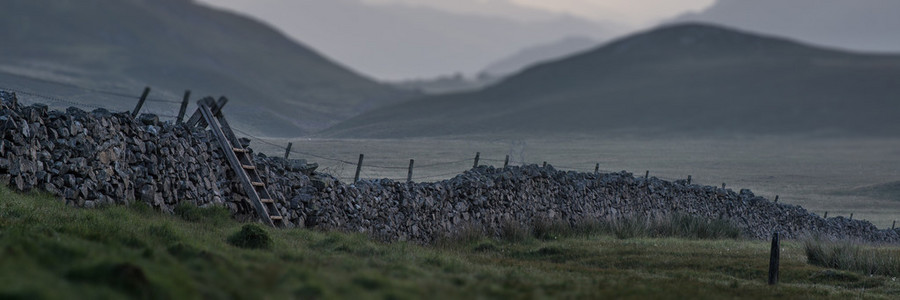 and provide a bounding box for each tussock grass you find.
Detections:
[805,237,900,277]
